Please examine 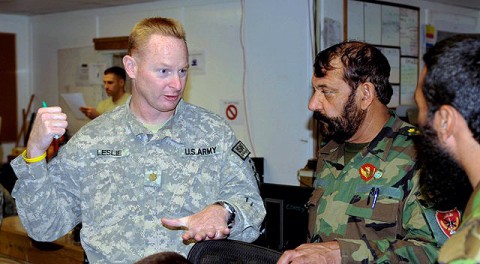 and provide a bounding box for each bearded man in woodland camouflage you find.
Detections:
[278,41,446,264]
